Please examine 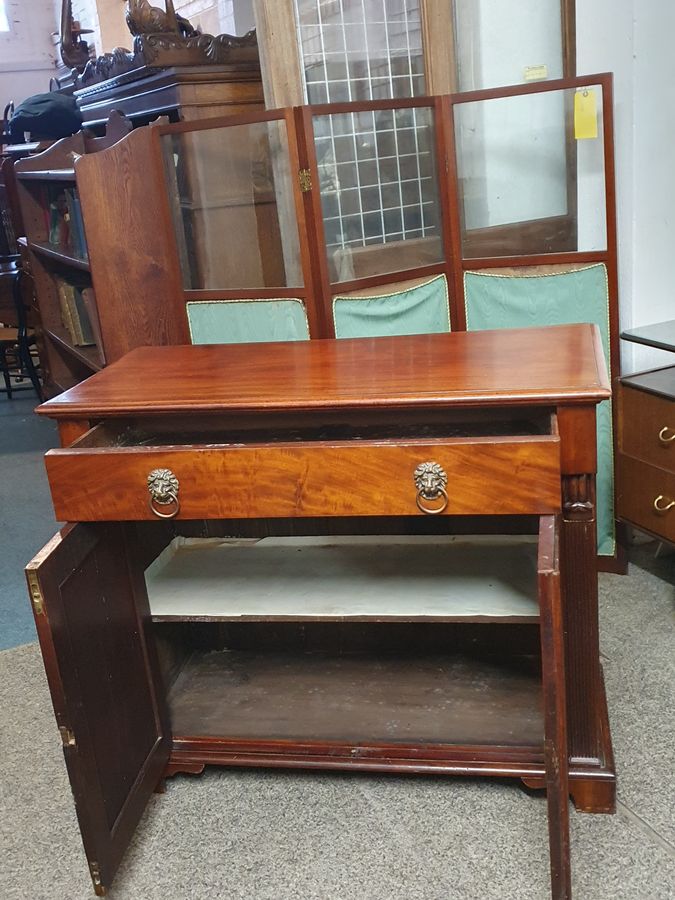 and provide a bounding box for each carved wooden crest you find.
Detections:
[57,0,258,91]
